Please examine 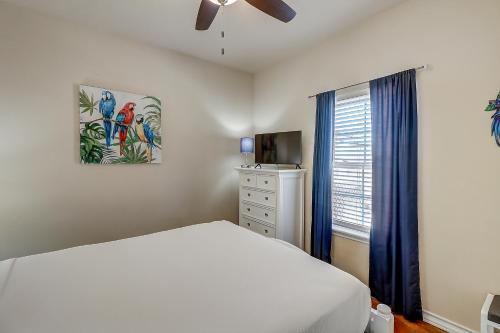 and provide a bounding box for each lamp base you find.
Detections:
[241,153,253,169]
